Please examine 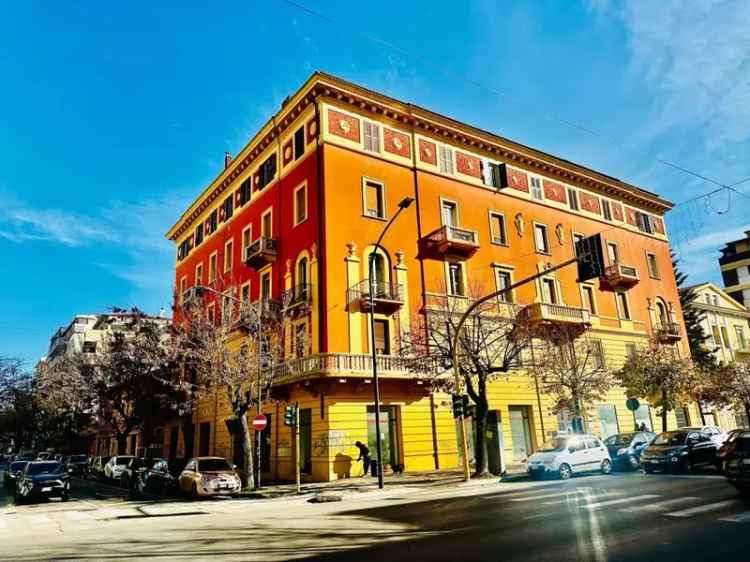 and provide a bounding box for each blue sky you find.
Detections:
[1,0,749,365]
